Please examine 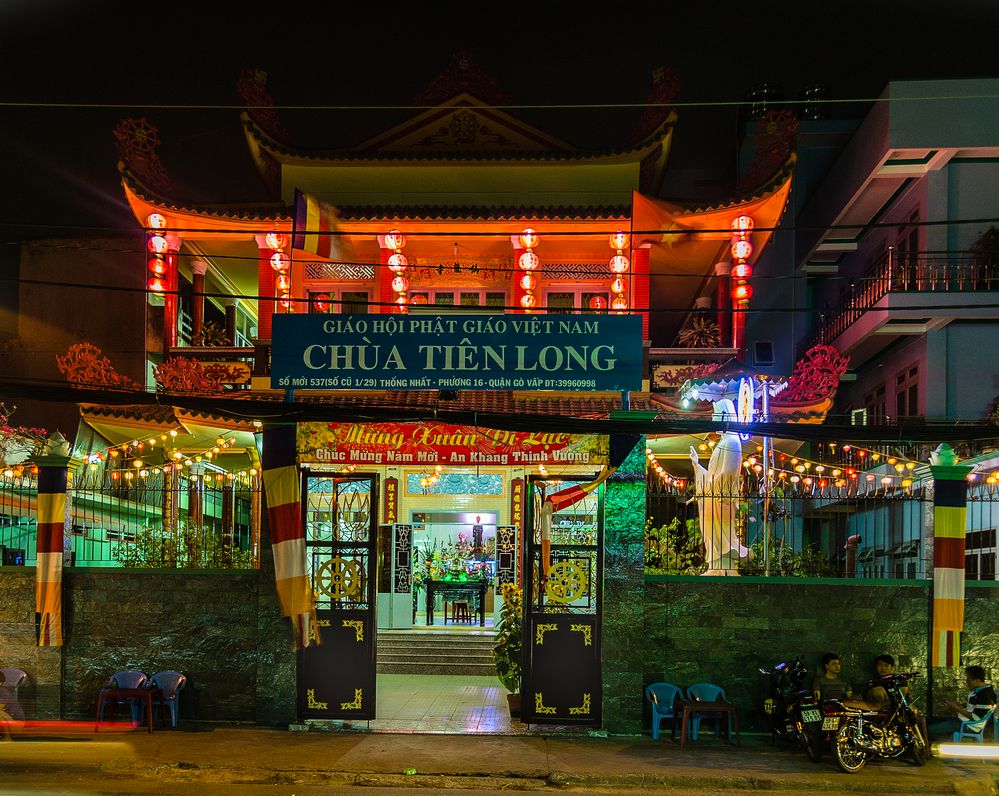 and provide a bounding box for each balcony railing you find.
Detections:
[798,249,999,359]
